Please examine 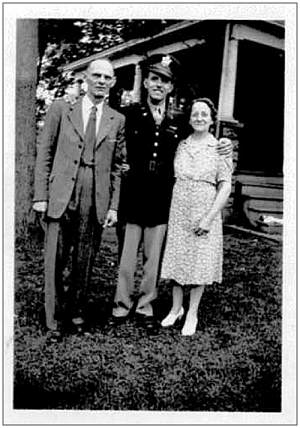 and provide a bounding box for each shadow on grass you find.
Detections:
[14,228,282,411]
